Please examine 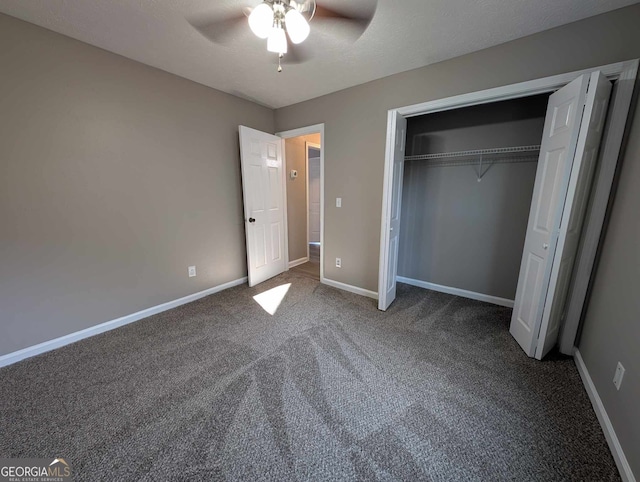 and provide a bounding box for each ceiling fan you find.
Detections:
[189,0,377,72]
